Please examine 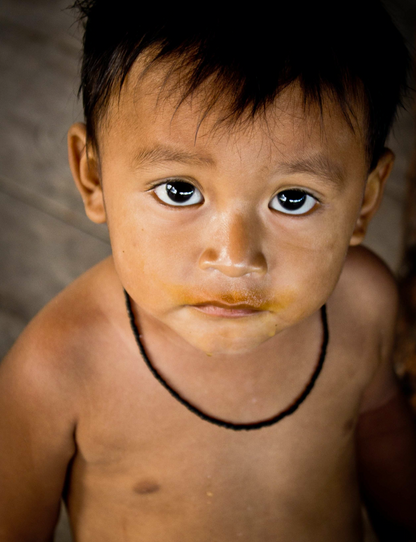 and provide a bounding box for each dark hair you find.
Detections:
[72,1,410,170]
